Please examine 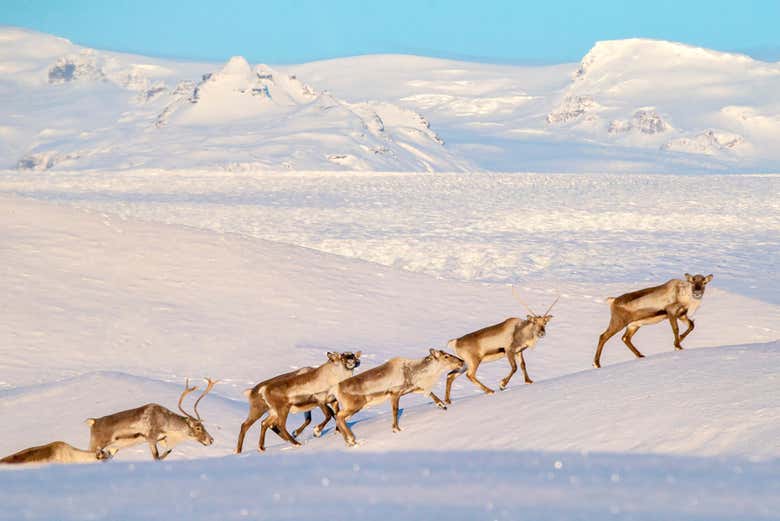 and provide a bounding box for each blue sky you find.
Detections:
[2,0,778,63]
